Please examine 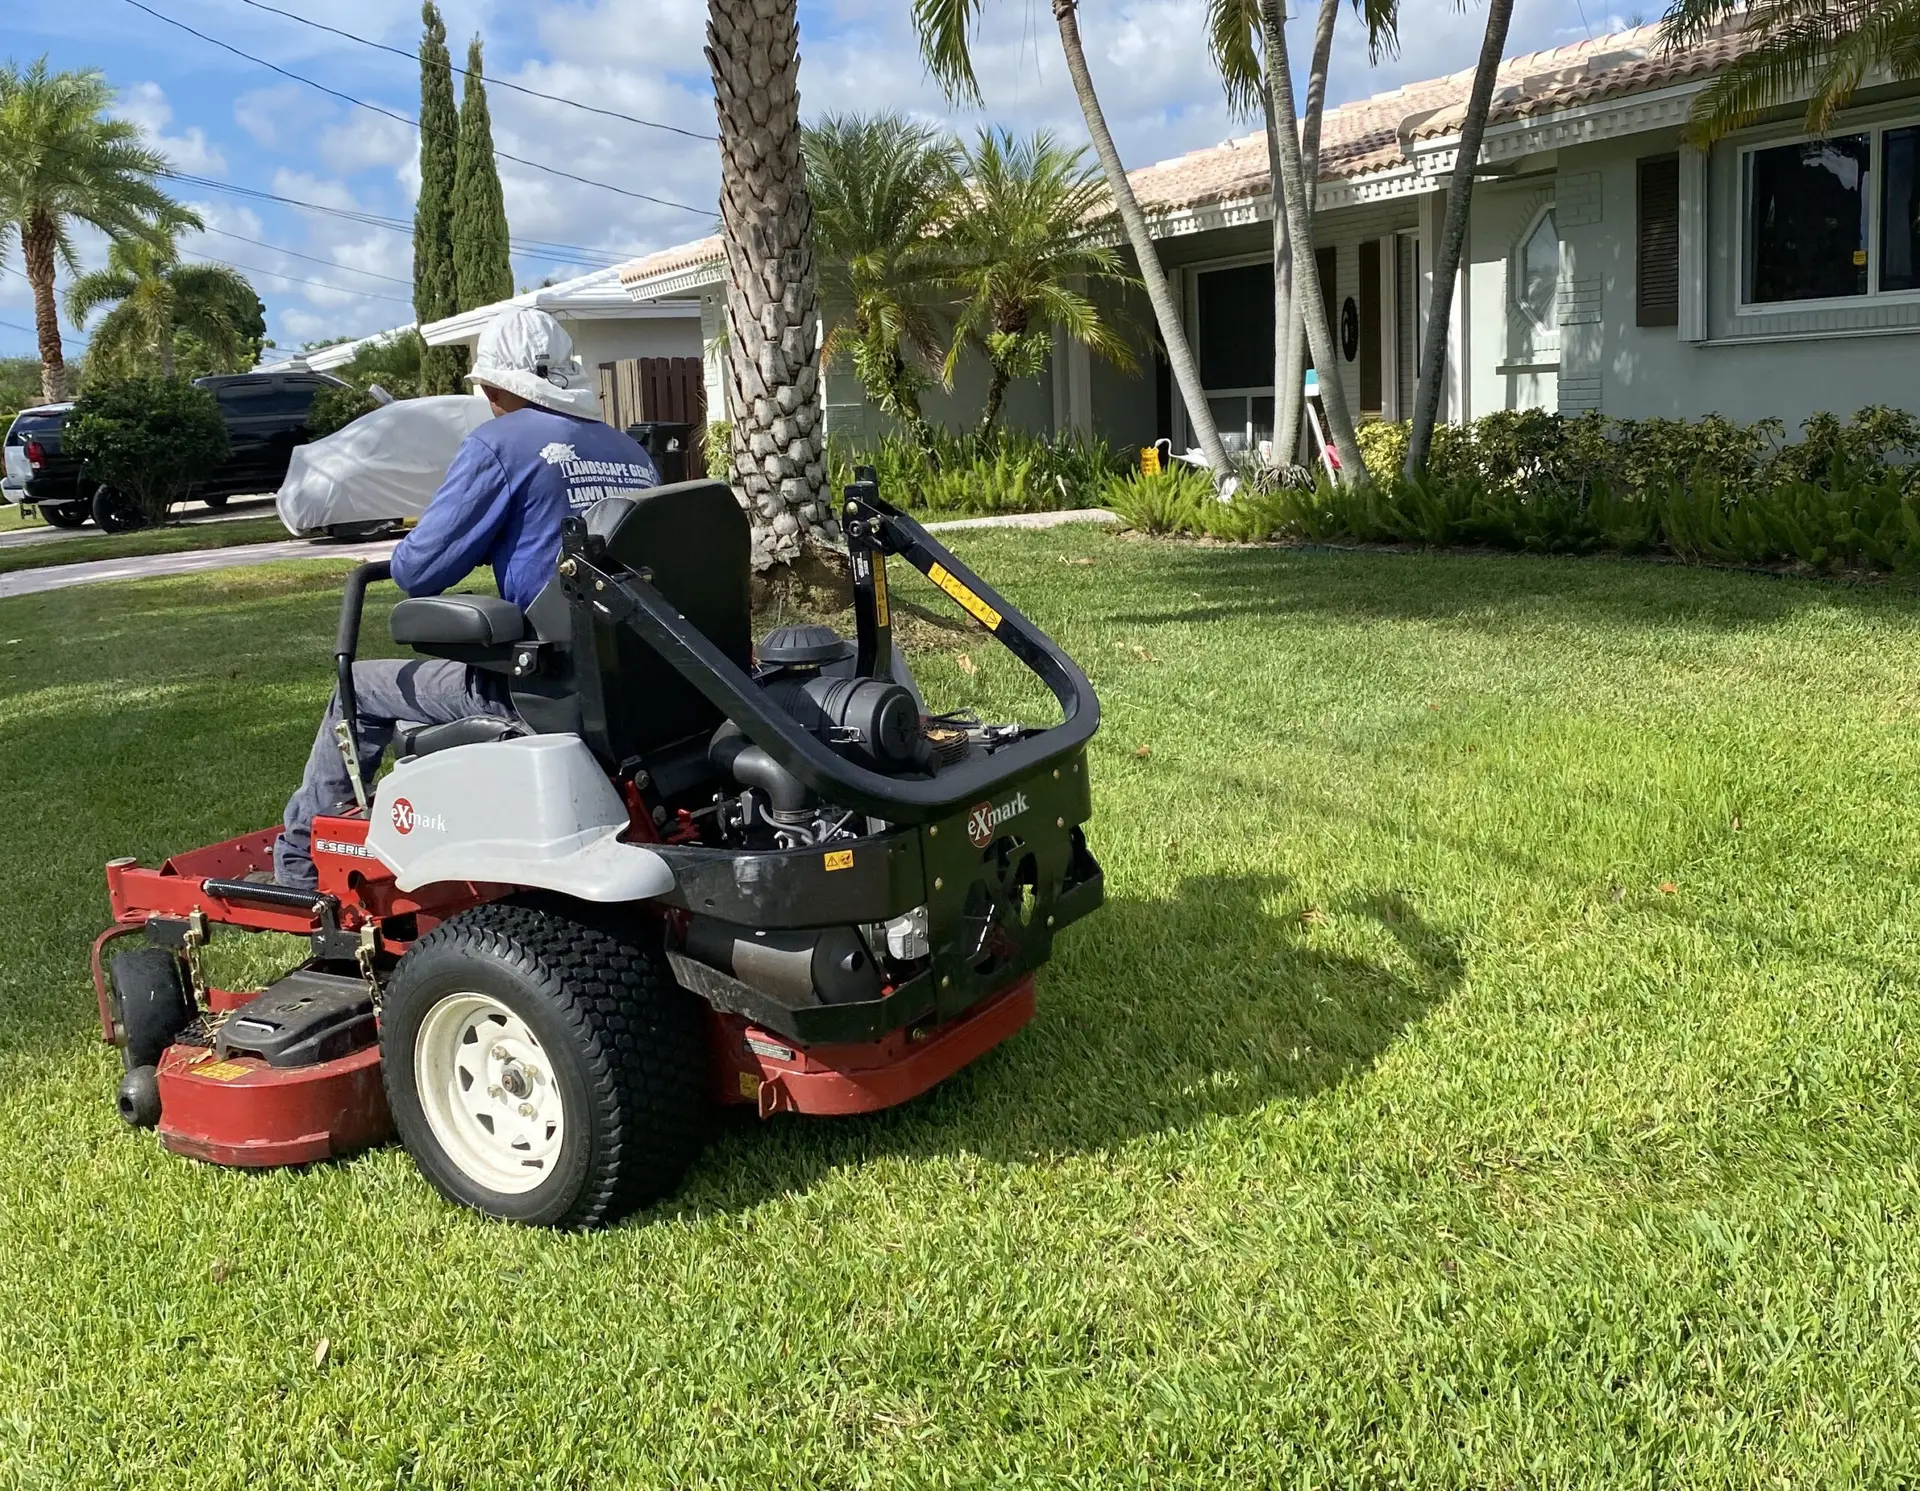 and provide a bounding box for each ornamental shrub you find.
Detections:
[62,377,230,524]
[827,426,1128,515]
[1109,406,1920,571]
